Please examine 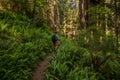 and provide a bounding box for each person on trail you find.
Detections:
[51,31,58,50]
[51,25,58,50]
